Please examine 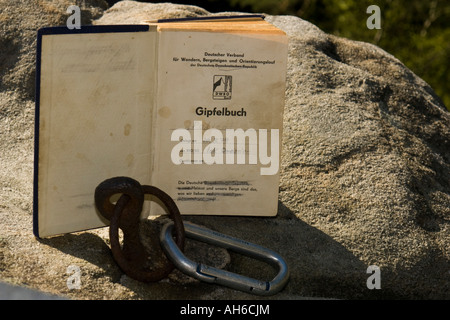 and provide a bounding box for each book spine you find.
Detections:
[153,14,265,24]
